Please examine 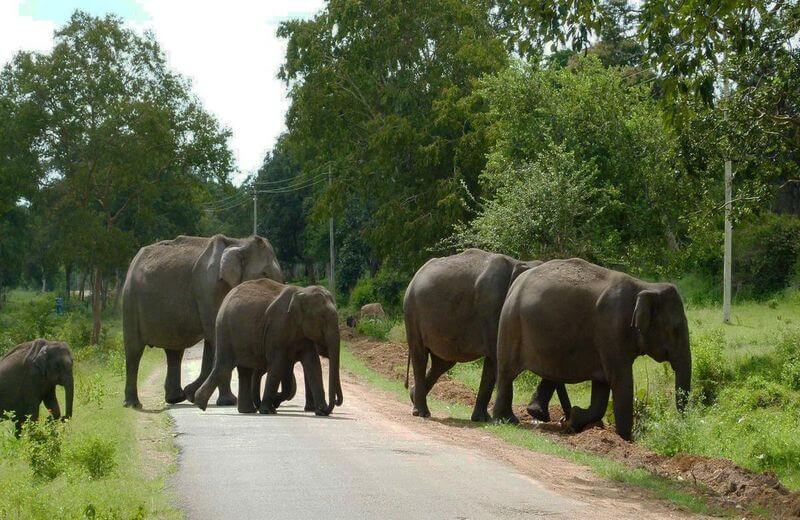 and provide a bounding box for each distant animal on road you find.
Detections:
[121,234,283,409]
[194,279,343,416]
[360,303,386,320]
[403,248,570,422]
[0,339,73,430]
[493,258,691,440]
